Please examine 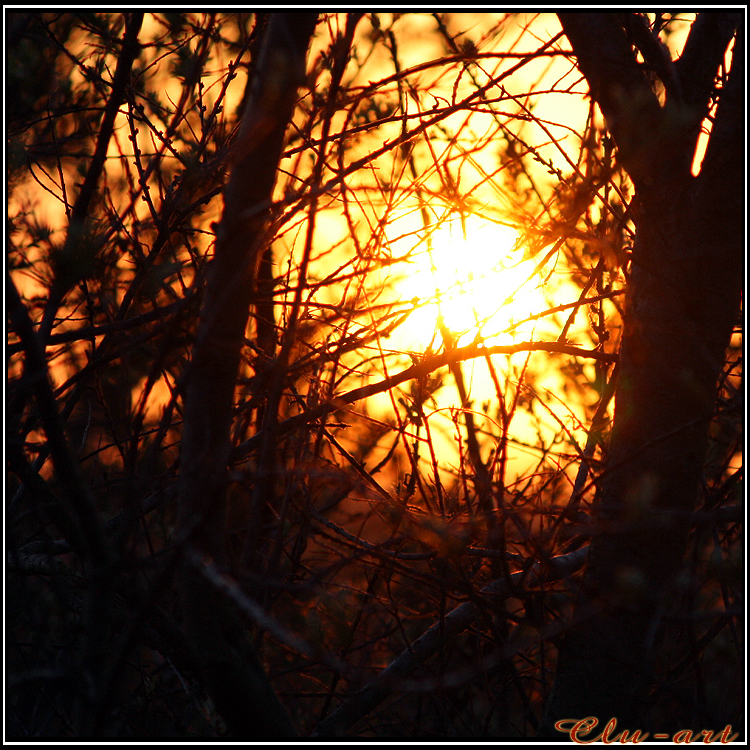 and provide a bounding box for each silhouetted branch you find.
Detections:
[313,545,590,737]
[235,340,617,459]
